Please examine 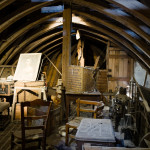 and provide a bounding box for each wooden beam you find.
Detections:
[44,54,62,76]
[109,55,129,59]
[70,0,150,43]
[73,22,150,69]
[144,72,148,87]
[73,10,150,58]
[0,12,62,61]
[106,0,150,27]
[0,0,15,10]
[109,77,130,81]
[2,24,62,65]
[0,0,61,34]
[62,6,72,86]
